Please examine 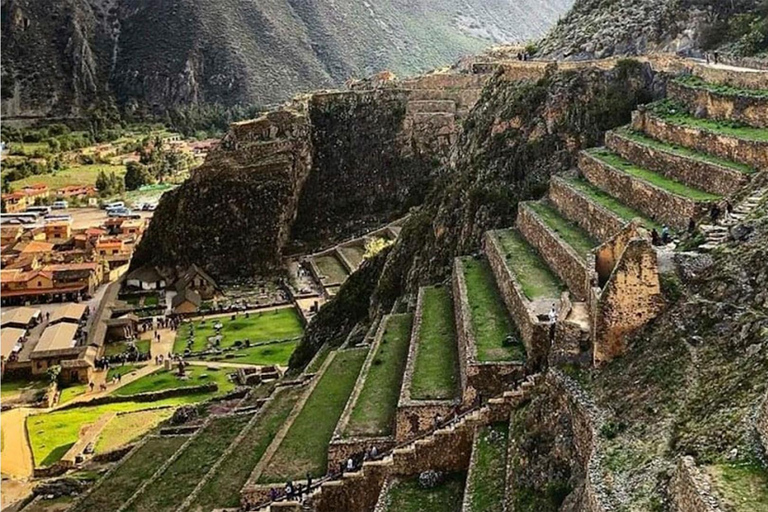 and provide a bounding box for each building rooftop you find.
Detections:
[33,322,79,354]
[1,306,41,328]
[1,327,26,359]
[43,262,99,273]
[19,241,55,254]
[49,303,88,324]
